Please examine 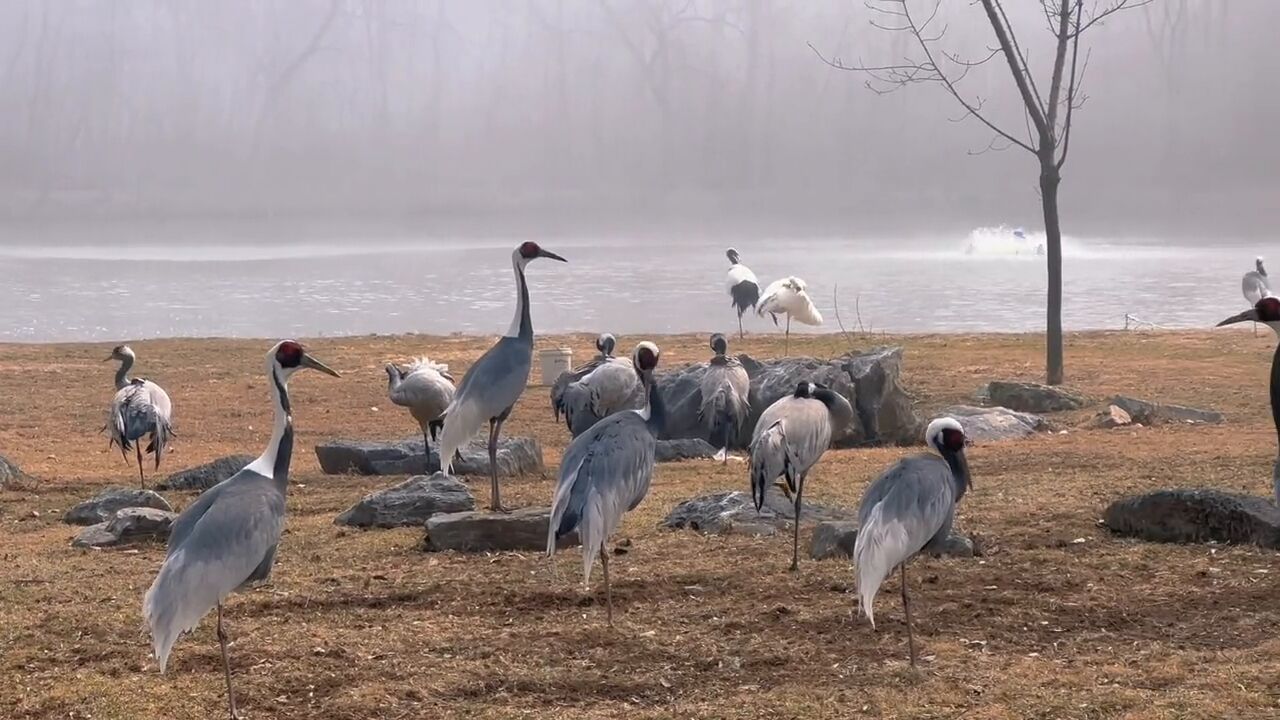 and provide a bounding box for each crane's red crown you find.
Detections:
[275,340,305,368]
[518,241,542,259]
